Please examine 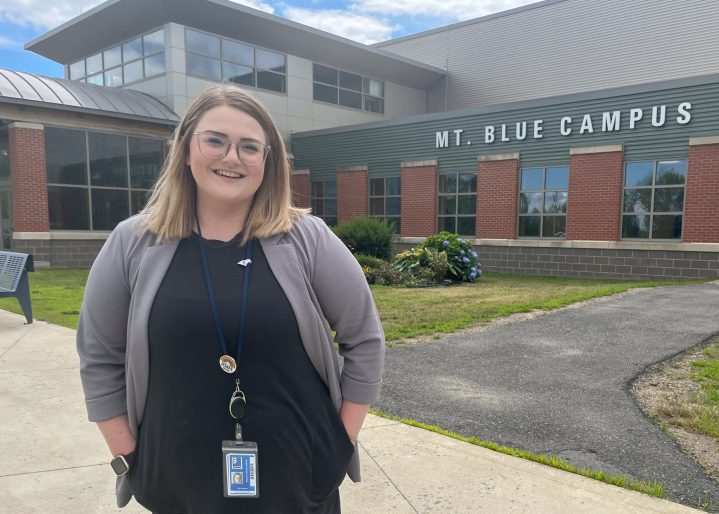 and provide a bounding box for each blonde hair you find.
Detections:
[142,84,307,242]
